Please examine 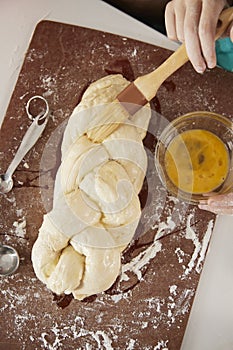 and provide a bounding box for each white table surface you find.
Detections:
[1,1,233,349]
